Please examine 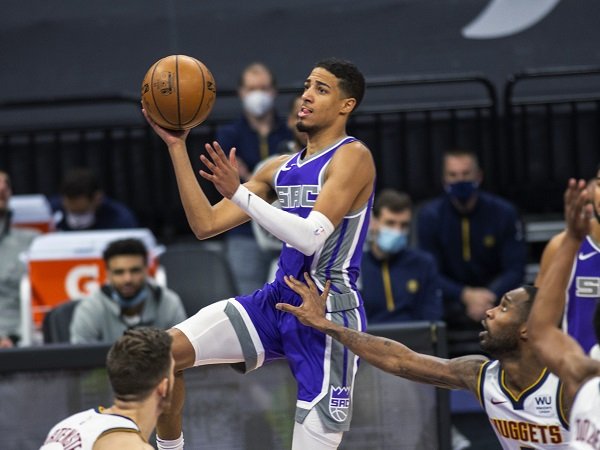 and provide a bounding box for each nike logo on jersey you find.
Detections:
[579,251,598,261]
[491,399,507,405]
[280,164,296,172]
